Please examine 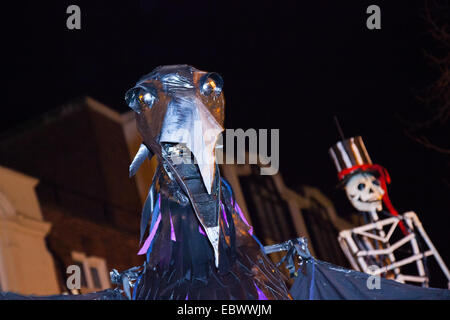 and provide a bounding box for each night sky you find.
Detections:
[4,1,449,283]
